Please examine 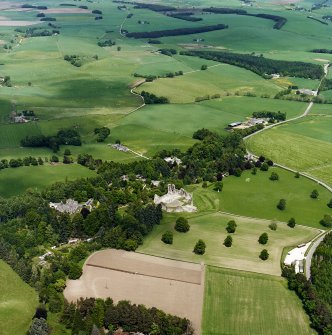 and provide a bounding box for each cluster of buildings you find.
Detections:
[228,118,267,130]
[49,198,94,215]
